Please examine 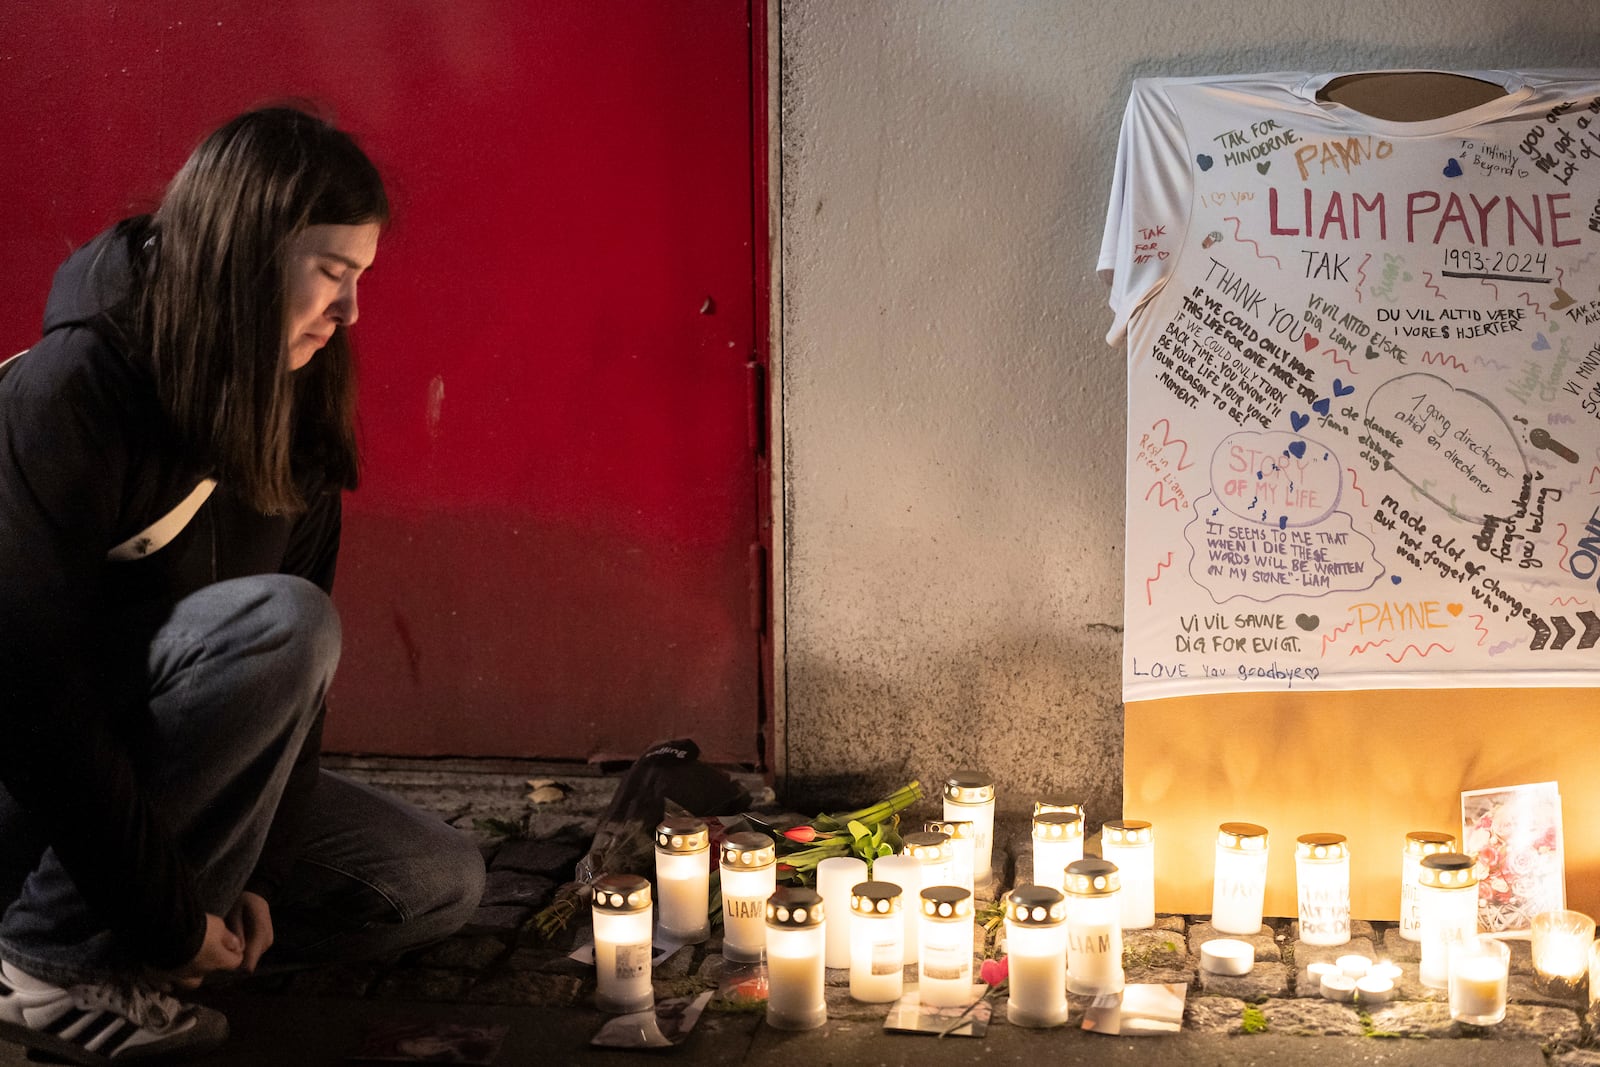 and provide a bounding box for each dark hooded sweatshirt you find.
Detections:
[0,220,340,971]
